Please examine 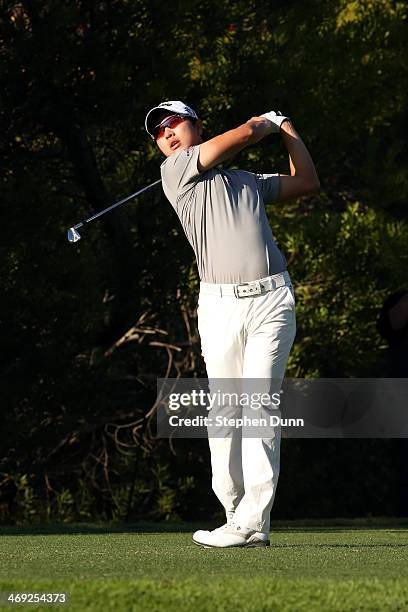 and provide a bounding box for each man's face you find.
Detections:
[154,112,203,157]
